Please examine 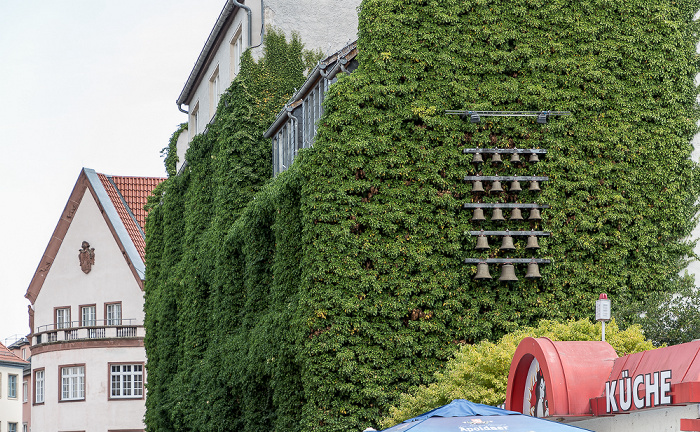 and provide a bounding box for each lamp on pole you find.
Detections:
[595,293,611,341]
